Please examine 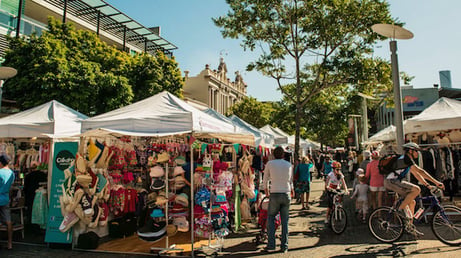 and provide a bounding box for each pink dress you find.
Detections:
[365,160,384,188]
